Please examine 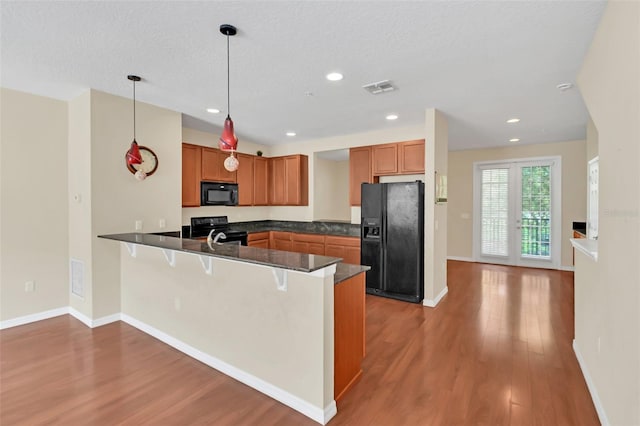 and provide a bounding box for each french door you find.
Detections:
[473,157,561,269]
